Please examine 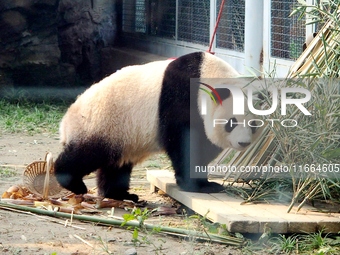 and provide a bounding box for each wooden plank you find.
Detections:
[147,170,340,234]
[210,193,288,233]
[146,170,260,232]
